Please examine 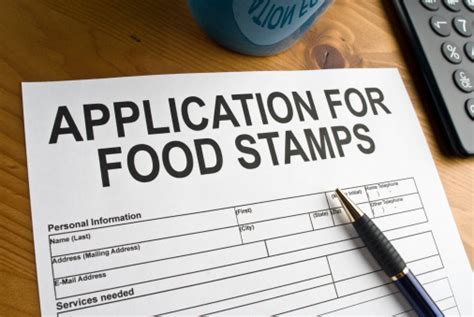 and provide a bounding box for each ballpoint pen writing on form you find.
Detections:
[335,189,444,317]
